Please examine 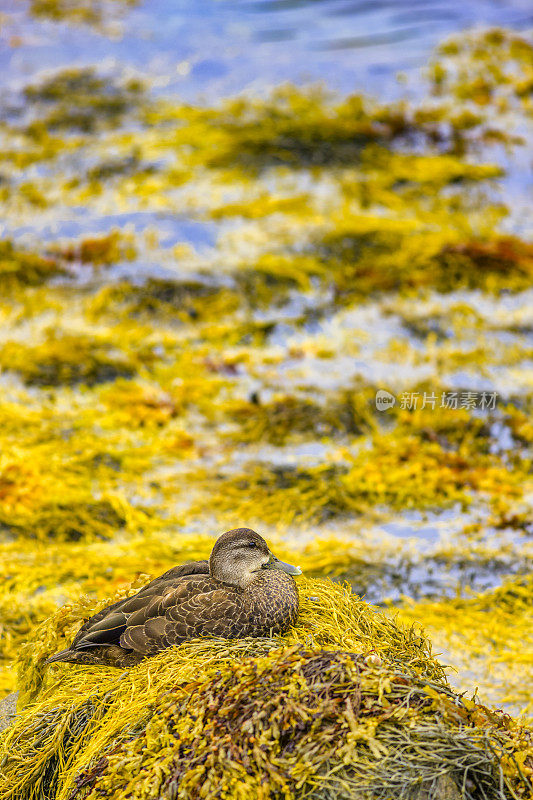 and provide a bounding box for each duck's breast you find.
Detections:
[246,571,299,635]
